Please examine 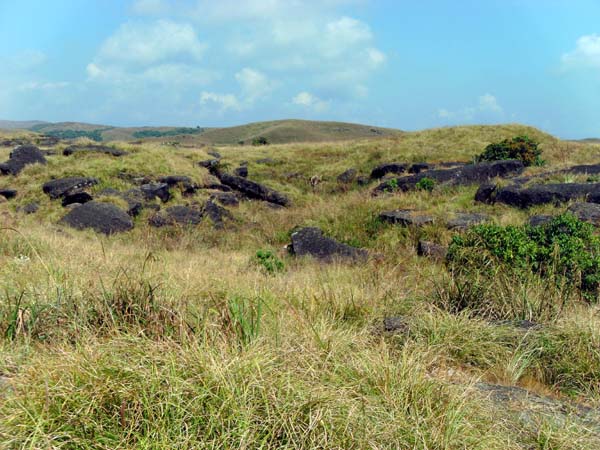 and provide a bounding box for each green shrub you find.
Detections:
[255,250,285,274]
[252,136,269,146]
[416,177,435,192]
[476,135,543,167]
